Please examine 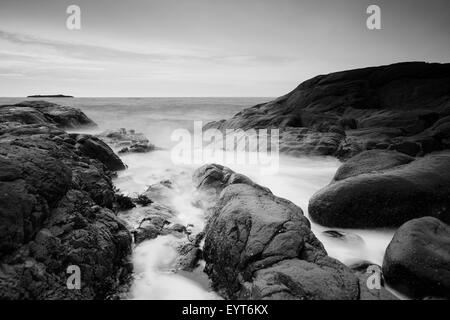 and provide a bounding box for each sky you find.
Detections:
[0,0,449,97]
